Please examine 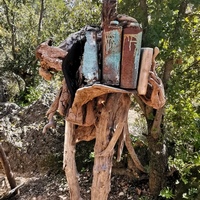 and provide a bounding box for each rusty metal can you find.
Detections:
[120,22,142,89]
[82,30,99,85]
[102,21,122,85]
